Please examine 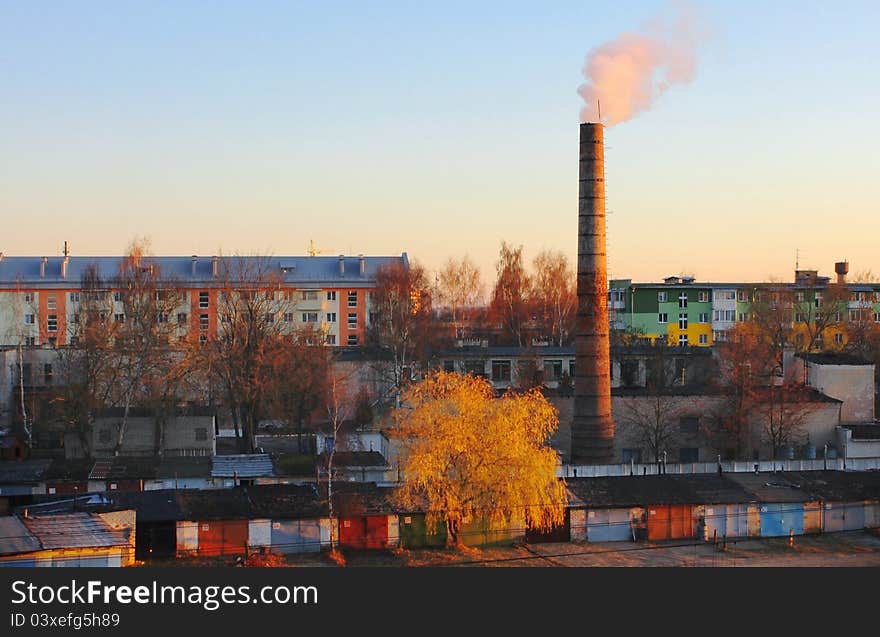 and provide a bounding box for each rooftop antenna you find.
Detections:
[597,100,602,122]
[796,248,799,270]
